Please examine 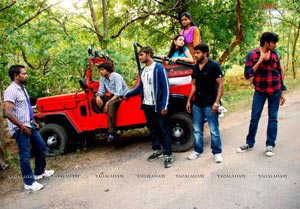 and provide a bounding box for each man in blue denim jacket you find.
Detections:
[124,46,173,168]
